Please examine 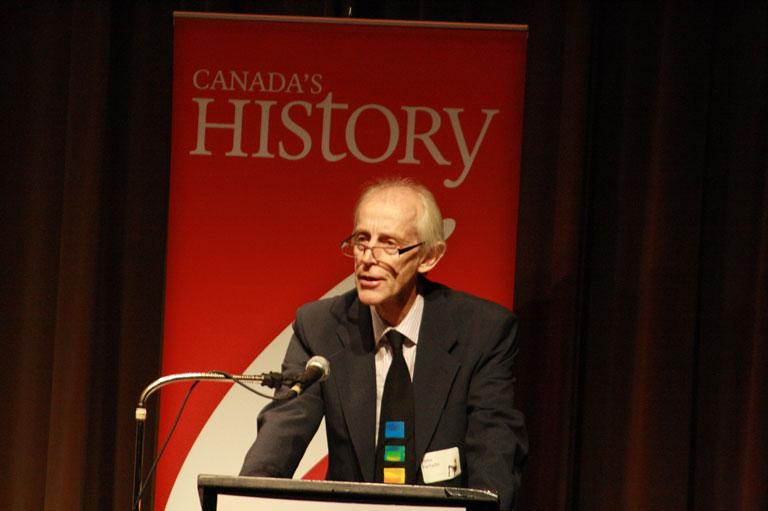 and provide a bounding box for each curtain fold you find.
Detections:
[1,3,171,510]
